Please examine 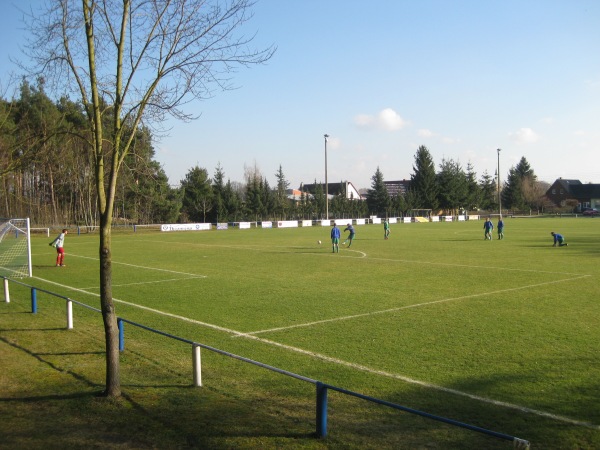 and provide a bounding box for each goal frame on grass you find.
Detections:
[0,218,32,278]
